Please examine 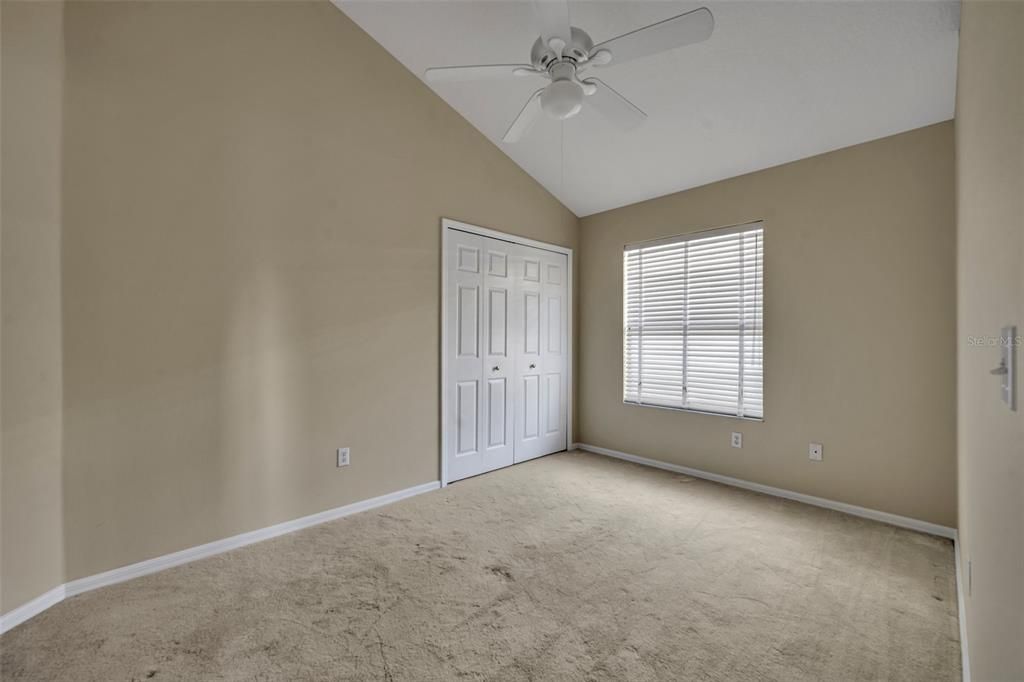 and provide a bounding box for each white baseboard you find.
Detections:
[954,531,971,682]
[572,443,956,539]
[0,585,67,636]
[0,480,440,635]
